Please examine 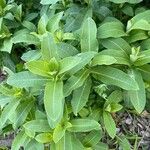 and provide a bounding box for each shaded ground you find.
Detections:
[117,111,150,150]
